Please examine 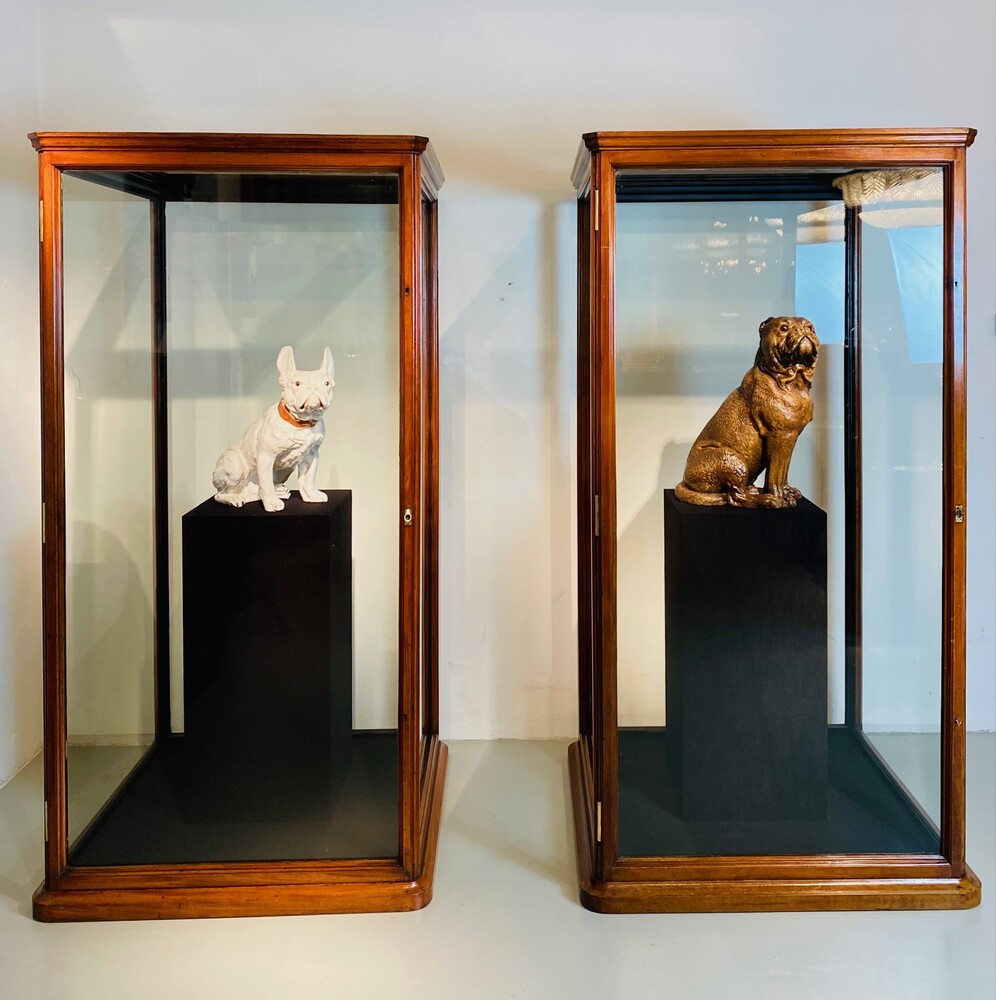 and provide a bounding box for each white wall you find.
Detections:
[1,0,994,780]
[62,181,156,743]
[165,201,400,731]
[0,3,42,784]
[613,199,848,727]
